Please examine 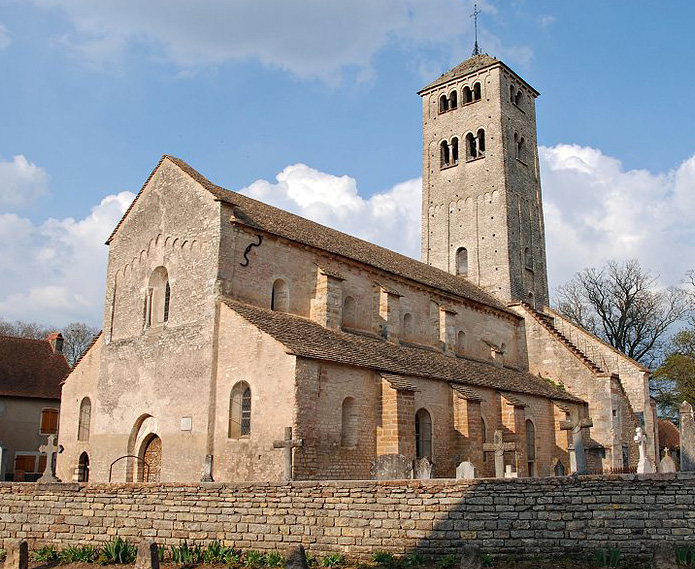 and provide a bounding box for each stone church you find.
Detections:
[57,54,658,483]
